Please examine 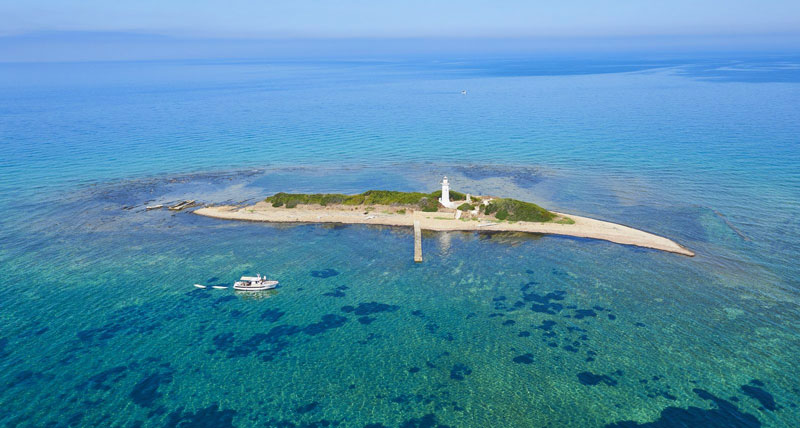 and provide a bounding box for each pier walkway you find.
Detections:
[414,220,422,262]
